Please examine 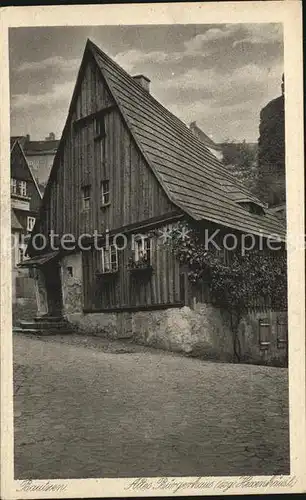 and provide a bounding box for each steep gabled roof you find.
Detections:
[87,40,284,239]
[37,39,285,242]
[11,136,27,150]
[10,139,43,200]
